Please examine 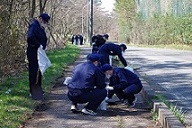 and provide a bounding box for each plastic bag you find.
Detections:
[38,45,51,75]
